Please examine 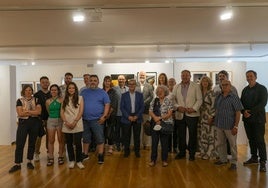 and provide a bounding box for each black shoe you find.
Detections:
[214,160,228,166]
[81,153,89,161]
[260,162,266,172]
[116,145,121,152]
[175,153,186,160]
[124,151,130,158]
[229,163,237,170]
[9,165,21,173]
[135,152,141,158]
[98,154,104,164]
[27,162,34,169]
[243,158,259,166]
[189,155,195,161]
